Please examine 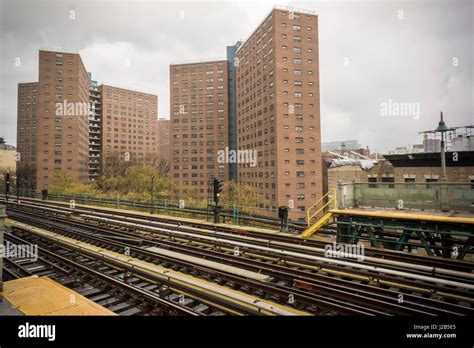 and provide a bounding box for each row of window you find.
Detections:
[172,69,225,77]
[173,77,226,84]
[172,141,225,146]
[172,117,225,123]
